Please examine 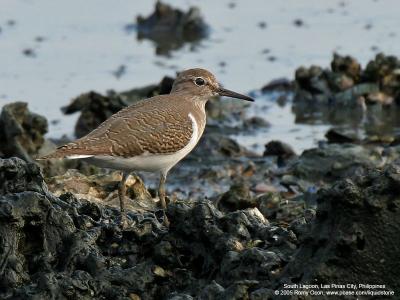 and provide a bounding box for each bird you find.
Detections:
[39,68,254,226]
